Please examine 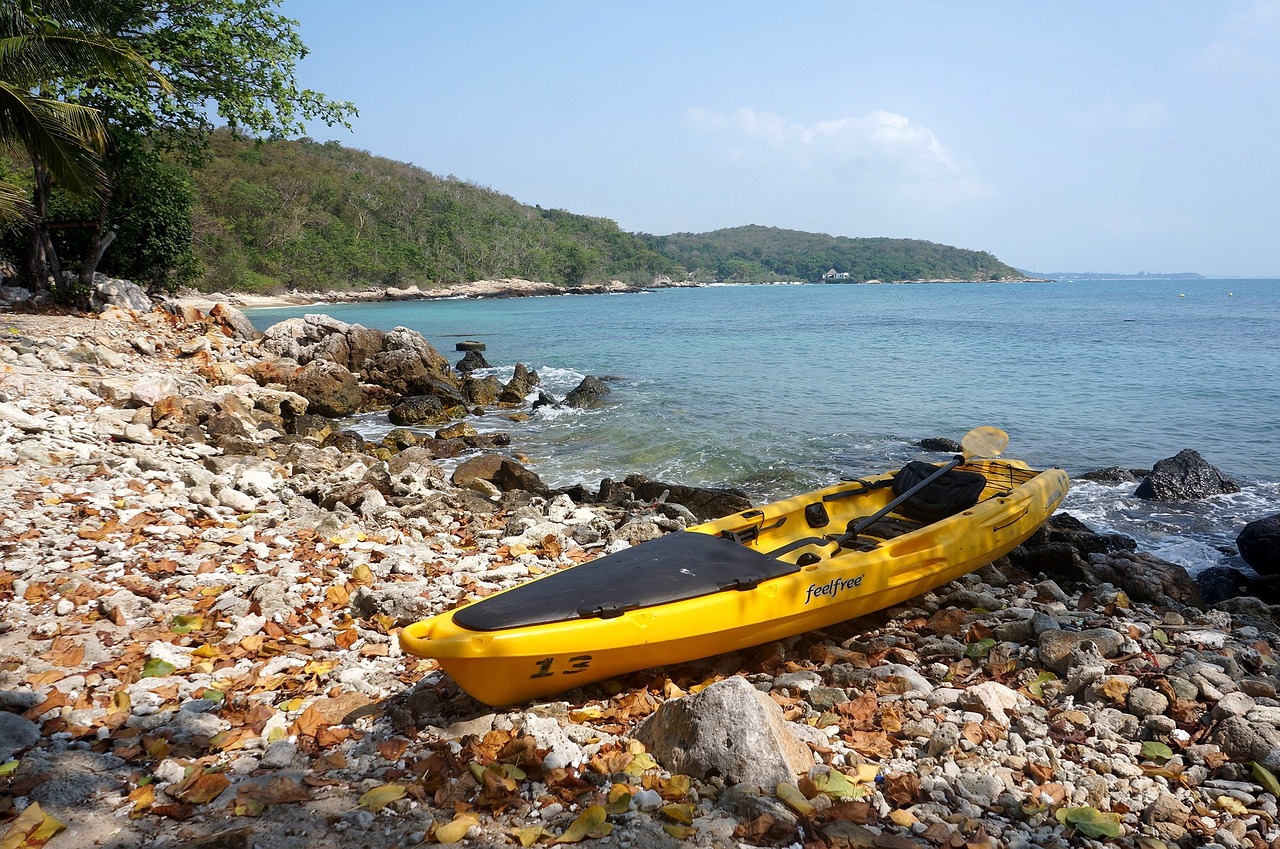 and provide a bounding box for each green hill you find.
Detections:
[184,133,1022,292]
[189,131,672,292]
[644,225,1021,284]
